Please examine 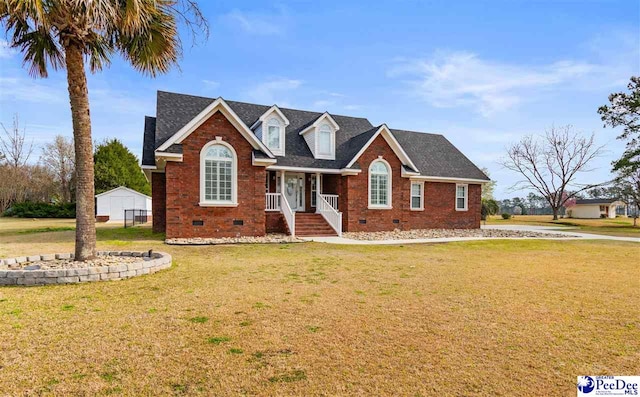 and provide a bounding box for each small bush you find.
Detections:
[501,213,512,220]
[3,202,76,218]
